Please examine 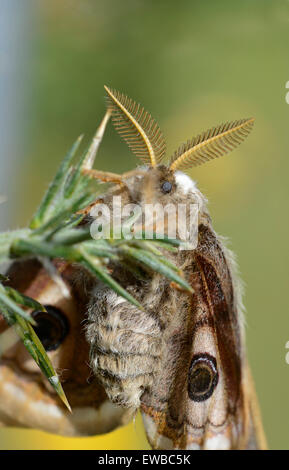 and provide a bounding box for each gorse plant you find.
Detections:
[0,121,191,410]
